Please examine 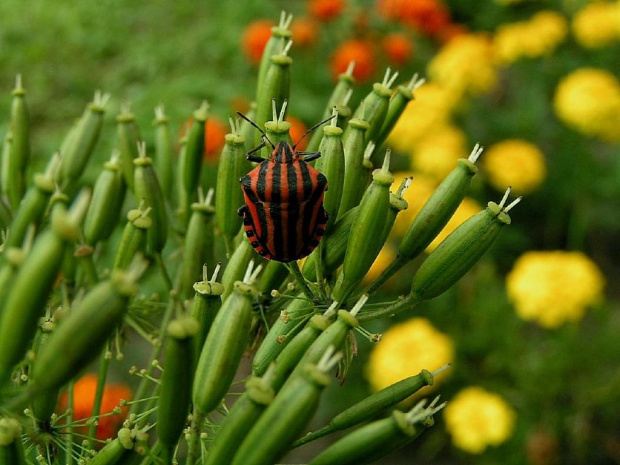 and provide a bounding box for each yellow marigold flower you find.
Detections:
[428,33,498,96]
[387,83,459,153]
[572,2,620,49]
[506,251,605,328]
[553,68,620,142]
[494,11,568,64]
[426,197,482,252]
[411,124,469,181]
[365,317,453,393]
[445,386,516,454]
[483,139,546,194]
